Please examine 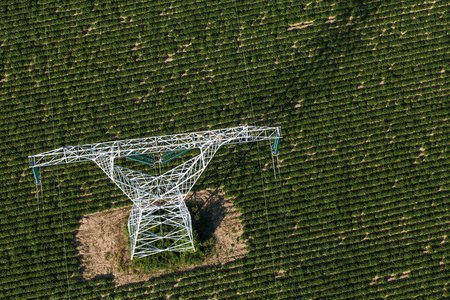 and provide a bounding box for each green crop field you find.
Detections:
[1,0,449,299]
